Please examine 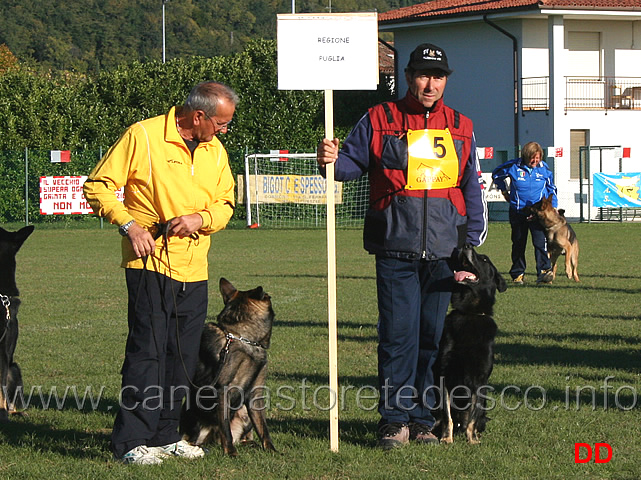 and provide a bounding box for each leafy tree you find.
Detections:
[0,0,426,73]
[0,44,18,74]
